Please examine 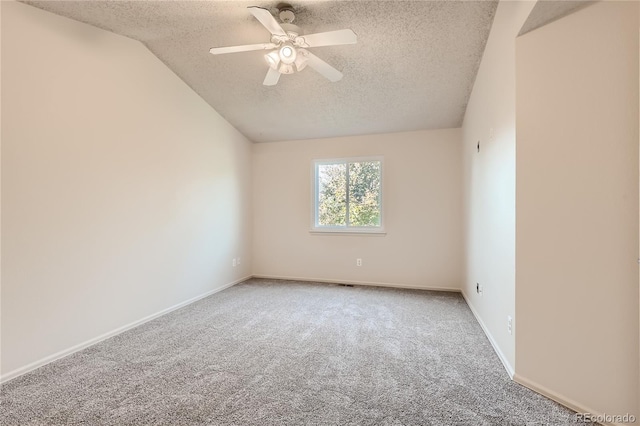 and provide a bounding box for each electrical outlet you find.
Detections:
[237,257,241,265]
[356,258,362,267]
[476,283,483,295]
[232,258,237,267]
[507,316,513,335]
